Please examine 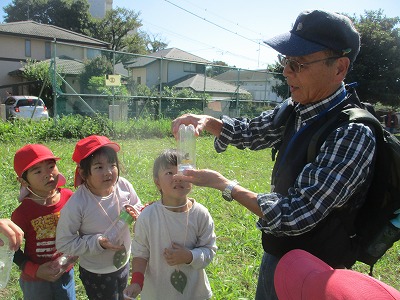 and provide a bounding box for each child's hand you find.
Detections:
[163,242,193,266]
[36,261,64,282]
[99,235,125,251]
[123,283,141,299]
